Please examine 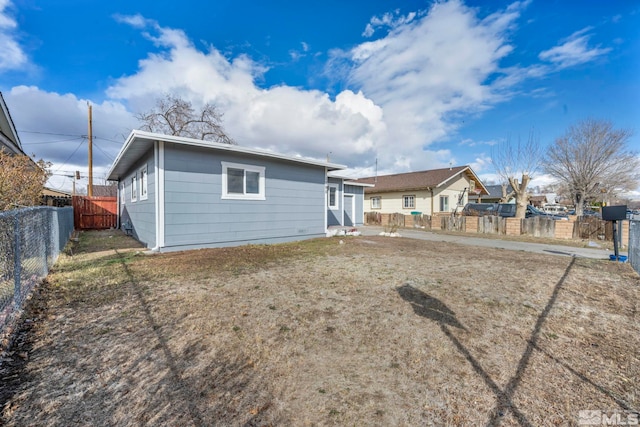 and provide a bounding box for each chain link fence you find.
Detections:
[629,220,640,275]
[1,206,74,348]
